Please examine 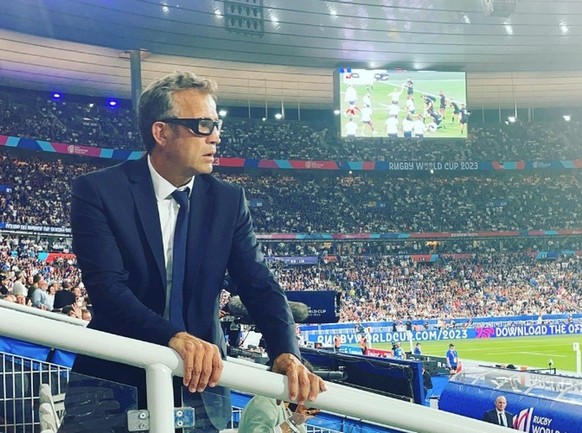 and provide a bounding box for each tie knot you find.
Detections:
[172,188,190,208]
